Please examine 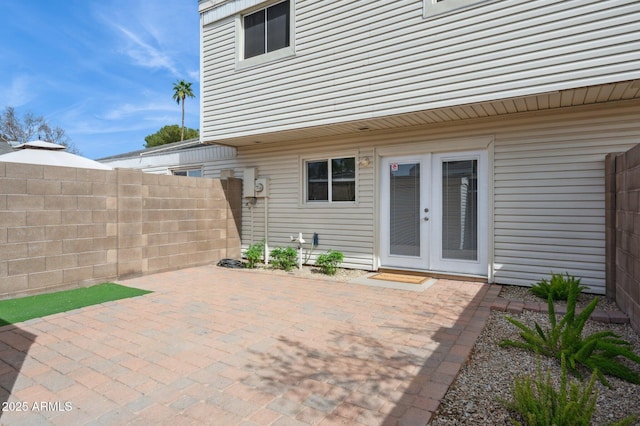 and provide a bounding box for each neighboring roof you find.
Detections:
[97,138,202,161]
[0,141,112,170]
[15,140,66,150]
